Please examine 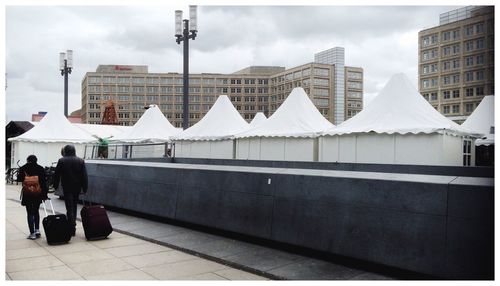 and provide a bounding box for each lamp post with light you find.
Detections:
[175,6,198,129]
[59,50,73,118]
